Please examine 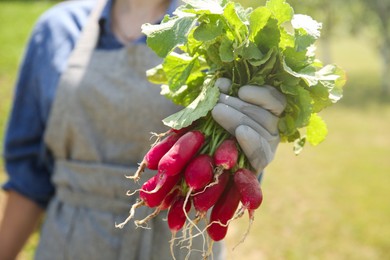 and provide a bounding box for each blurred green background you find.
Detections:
[0,0,389,259]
